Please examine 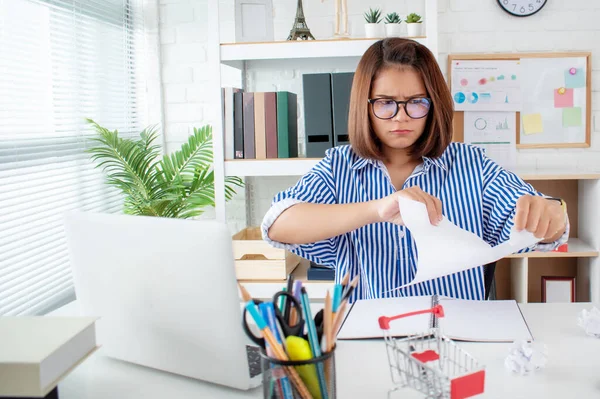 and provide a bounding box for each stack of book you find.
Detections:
[222,88,298,160]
